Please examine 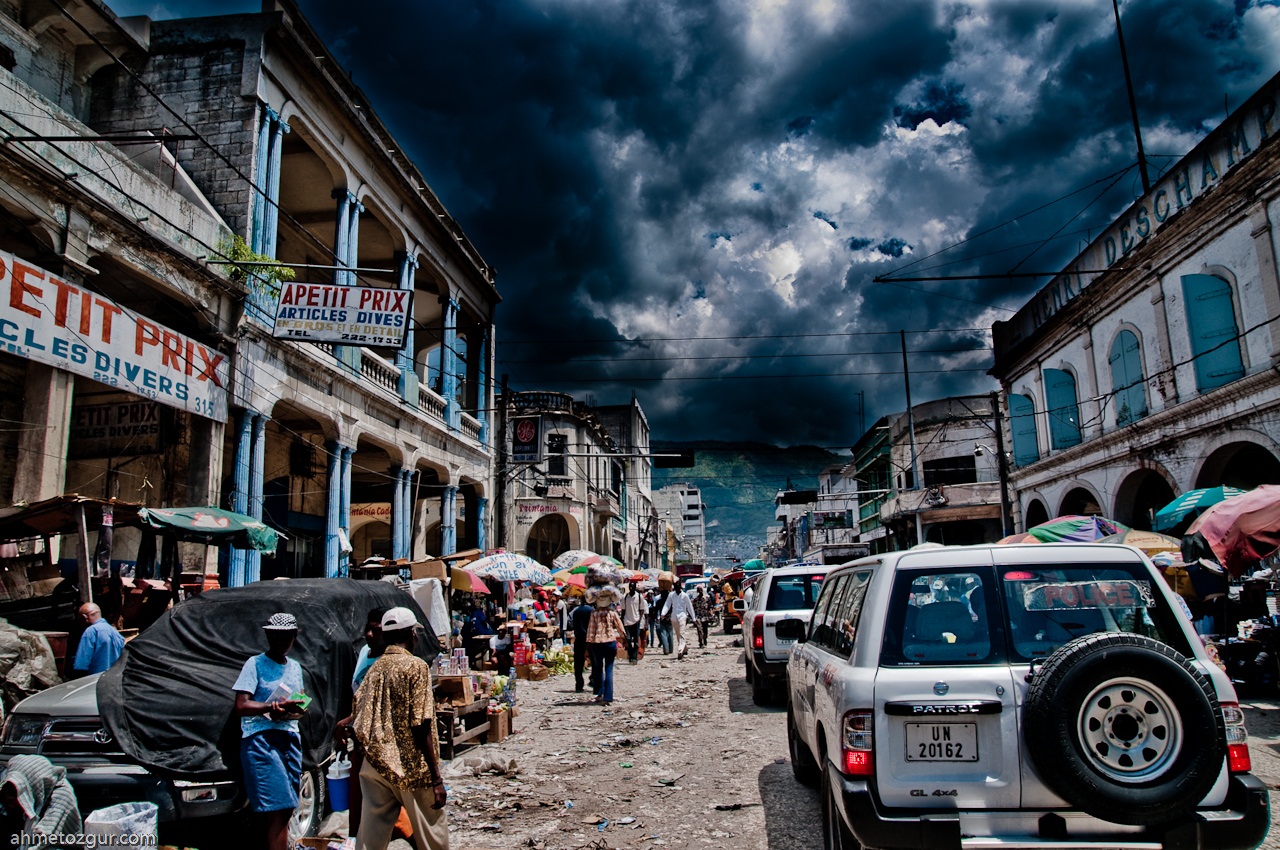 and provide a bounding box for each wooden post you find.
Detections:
[76,505,92,605]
